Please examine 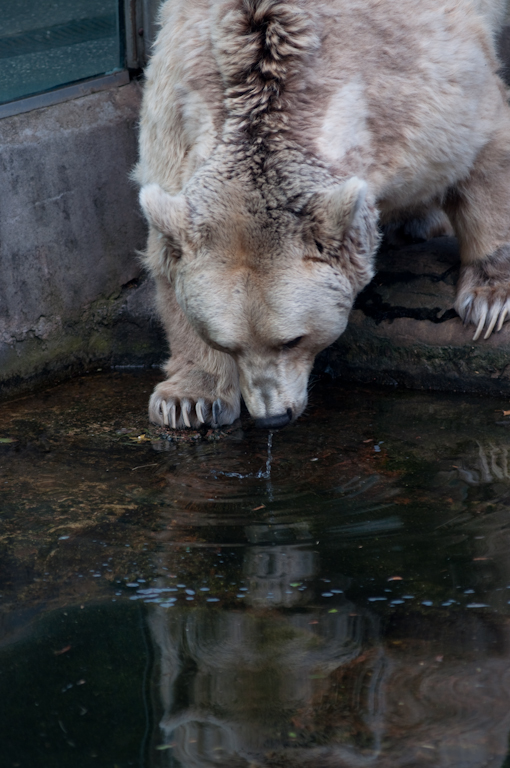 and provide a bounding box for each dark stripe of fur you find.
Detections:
[214,0,319,133]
